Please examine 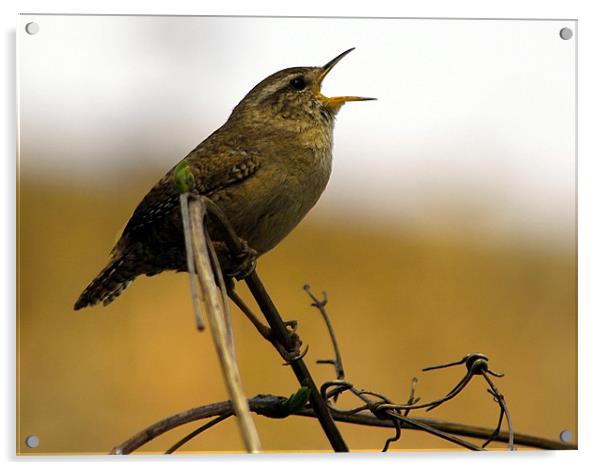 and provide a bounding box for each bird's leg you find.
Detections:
[226,281,272,341]
[226,280,303,363]
[211,239,257,280]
